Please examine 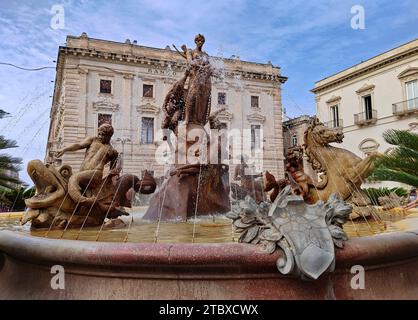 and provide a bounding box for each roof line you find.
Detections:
[314,37,418,84]
[66,35,280,69]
